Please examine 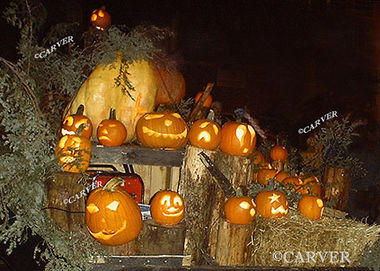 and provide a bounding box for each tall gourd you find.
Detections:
[64,55,158,143]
